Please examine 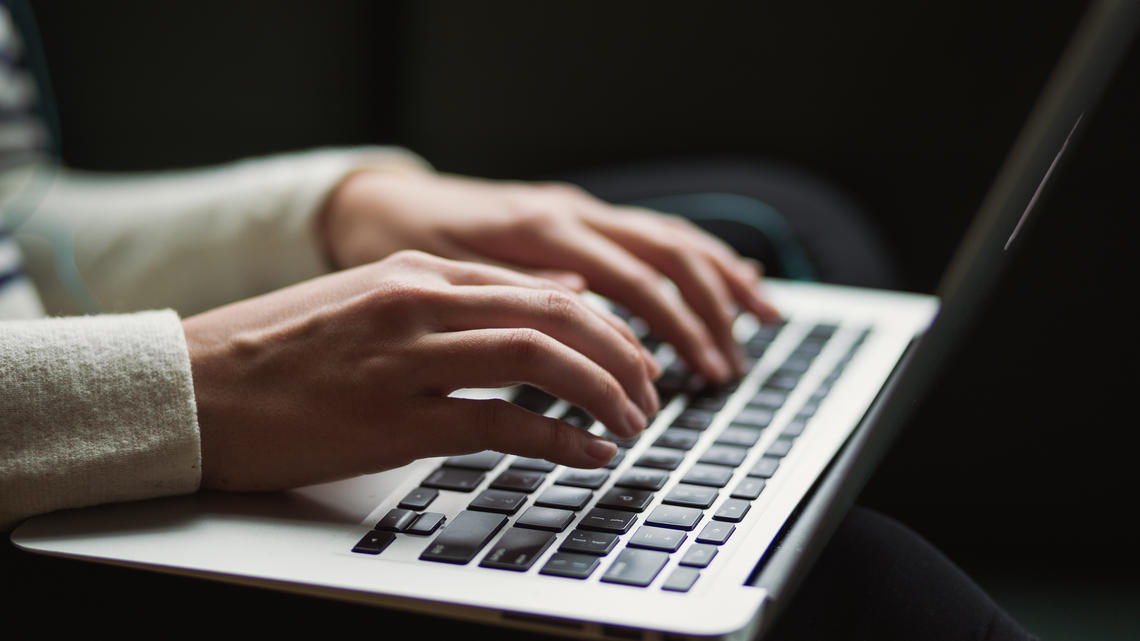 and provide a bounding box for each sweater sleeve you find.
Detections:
[14,146,429,317]
[0,310,198,531]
